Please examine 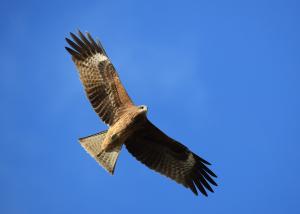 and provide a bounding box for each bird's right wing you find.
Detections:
[65,31,133,126]
[125,119,217,196]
